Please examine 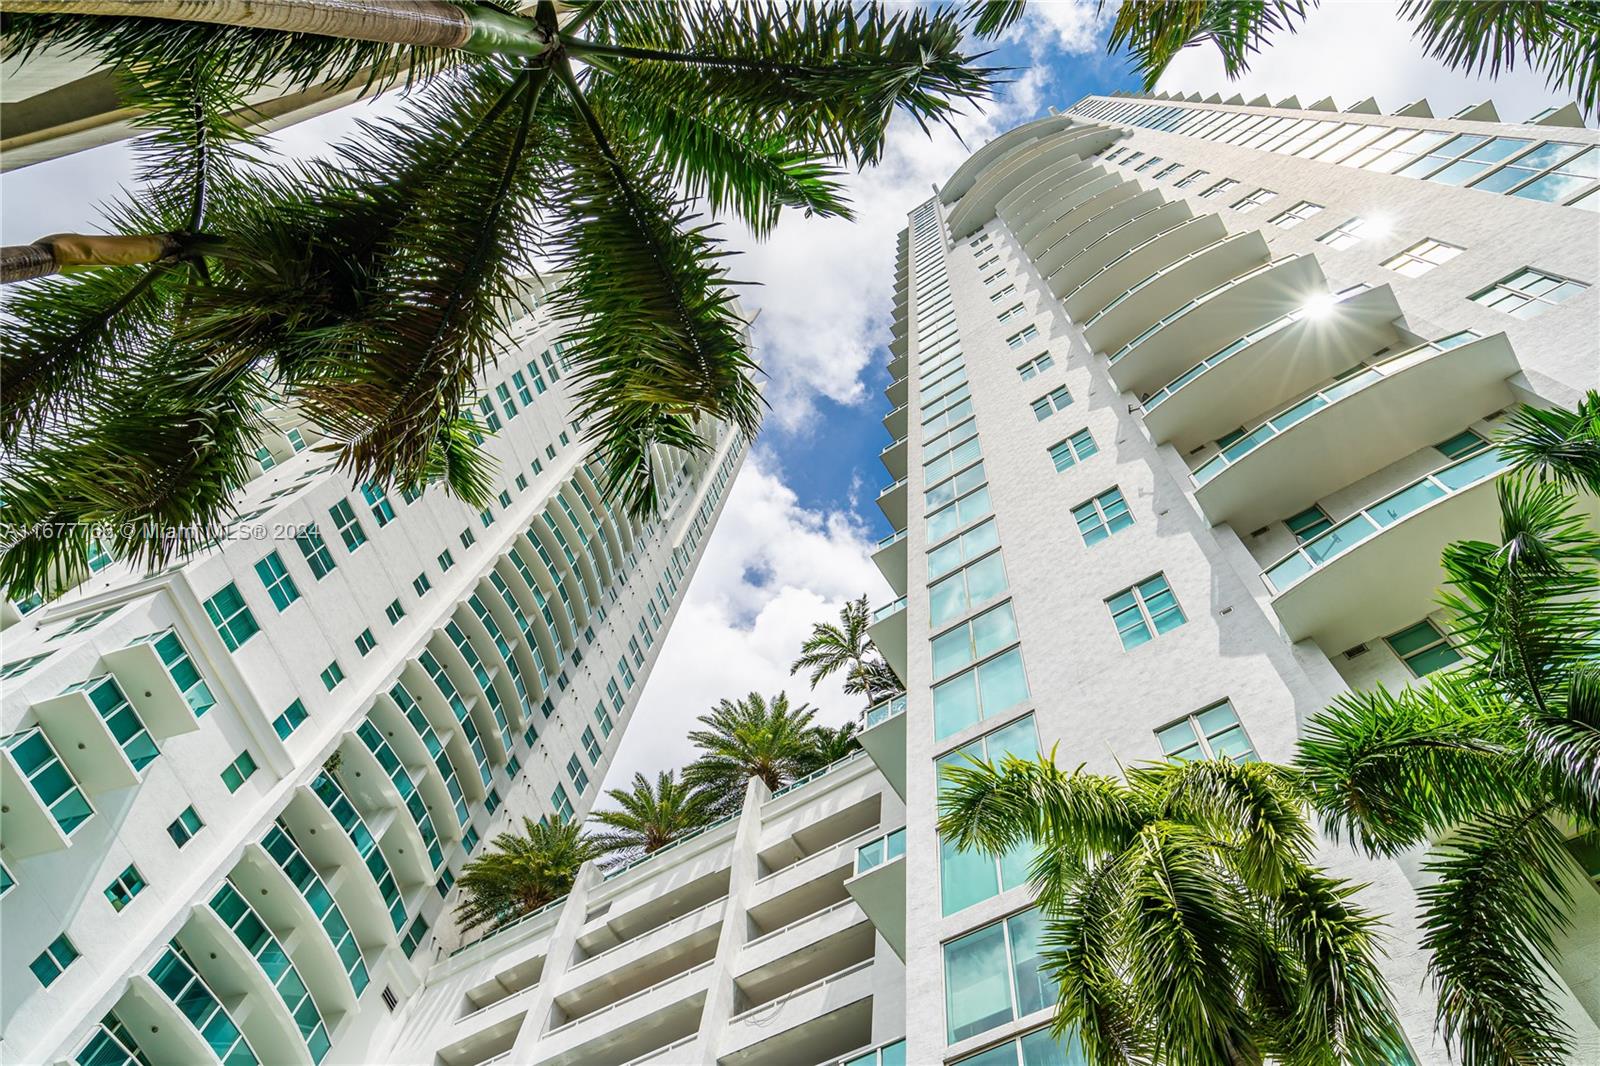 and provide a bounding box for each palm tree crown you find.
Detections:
[800,720,863,774]
[454,815,600,935]
[588,769,722,868]
[0,1,1000,600]
[791,594,901,702]
[683,690,819,809]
